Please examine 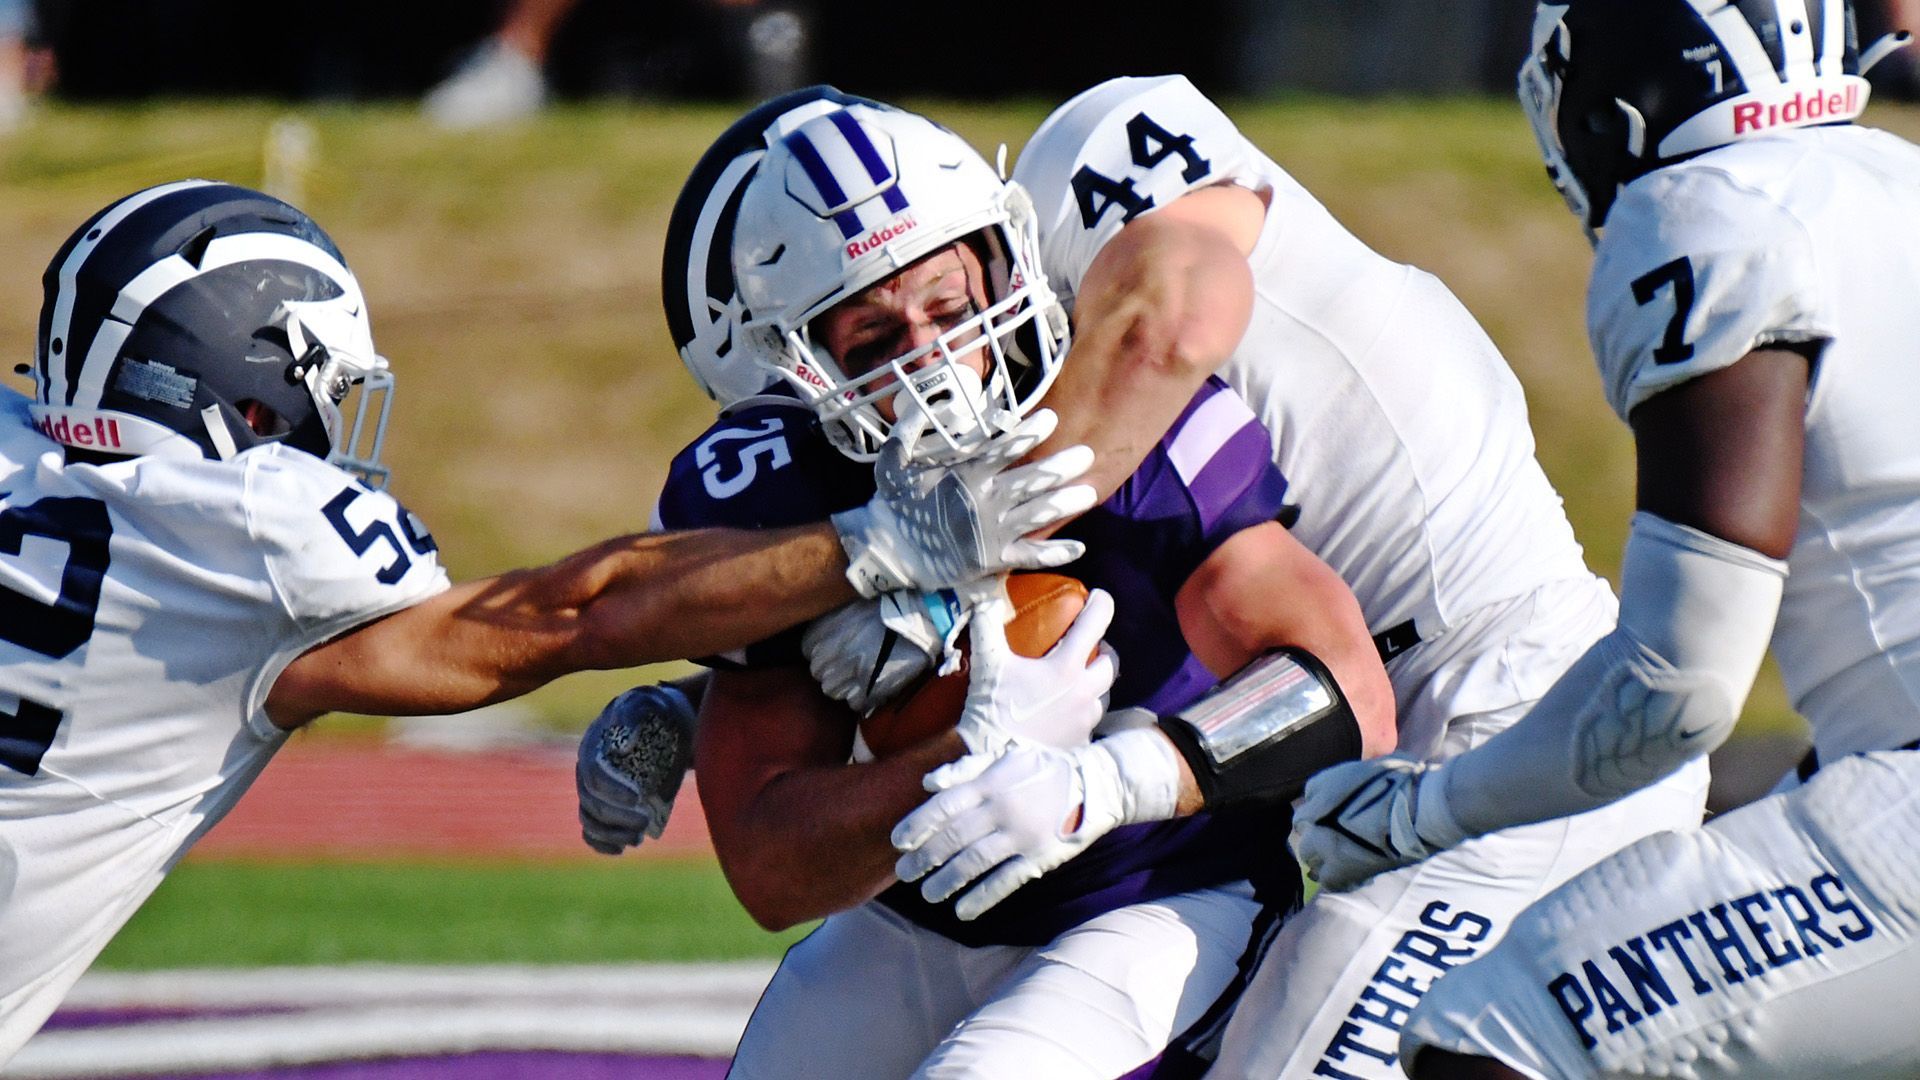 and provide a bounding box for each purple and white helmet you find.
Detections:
[730,103,1069,461]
